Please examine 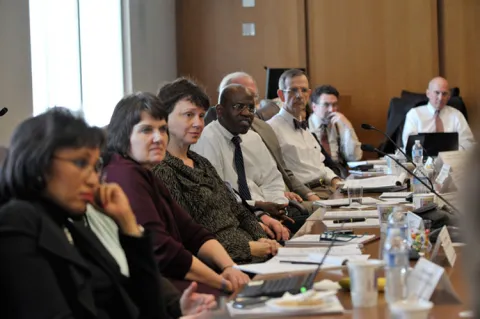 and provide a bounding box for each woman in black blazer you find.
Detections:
[0,108,215,319]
